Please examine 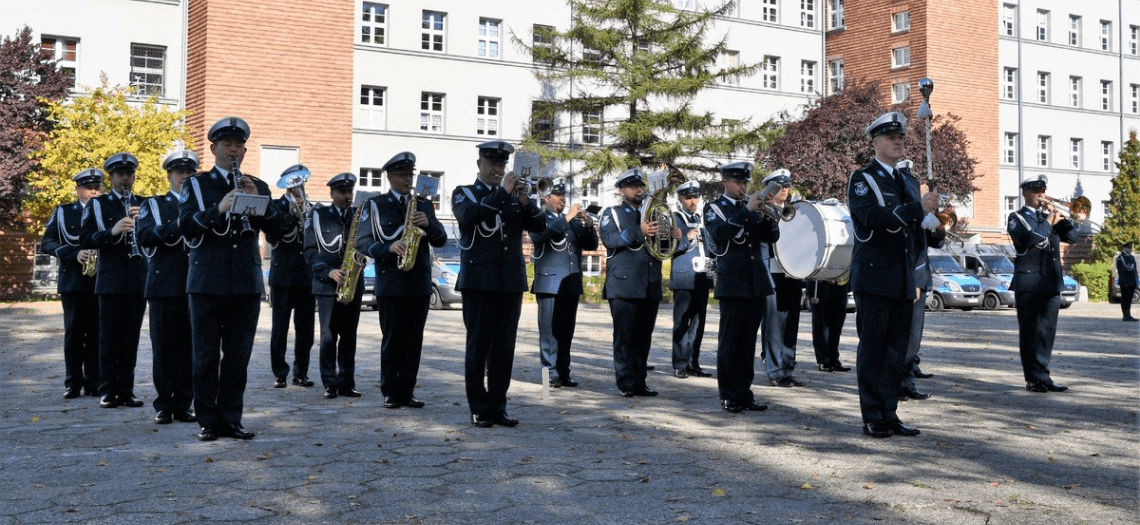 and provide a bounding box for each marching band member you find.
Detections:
[79,152,147,410]
[668,180,713,379]
[530,177,598,388]
[452,141,546,427]
[807,279,851,372]
[705,162,778,413]
[356,152,447,409]
[41,169,103,399]
[179,116,278,441]
[898,160,945,401]
[760,169,806,388]
[1007,175,1077,393]
[1117,242,1138,322]
[266,165,316,389]
[304,173,365,400]
[847,112,938,438]
[136,150,198,424]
